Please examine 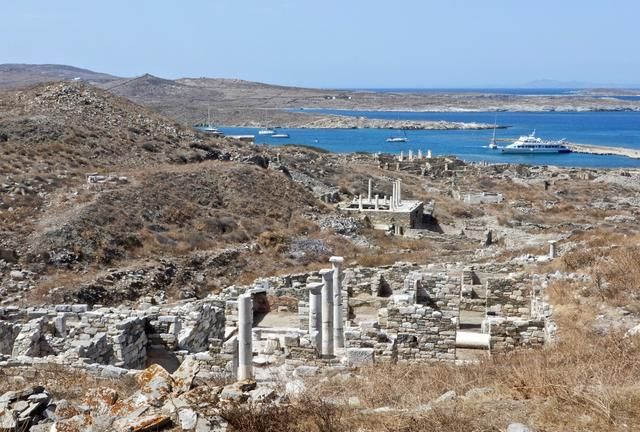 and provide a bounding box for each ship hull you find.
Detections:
[501,148,571,154]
